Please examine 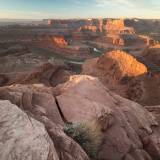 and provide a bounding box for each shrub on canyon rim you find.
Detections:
[64,123,102,159]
